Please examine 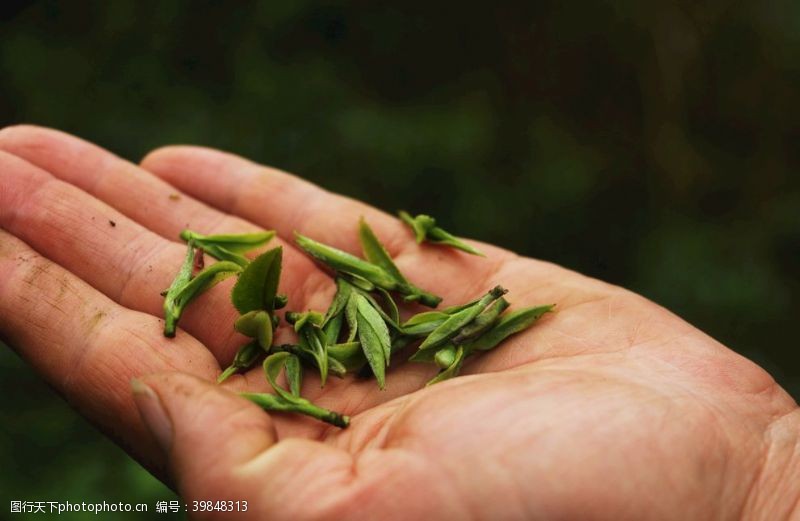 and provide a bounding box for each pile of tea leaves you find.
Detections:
[161,214,553,427]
